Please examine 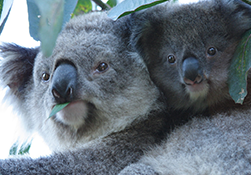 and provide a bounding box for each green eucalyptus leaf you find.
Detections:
[108,0,168,20]
[0,0,13,34]
[34,0,64,57]
[63,0,78,21]
[0,0,4,18]
[228,29,251,104]
[27,0,78,41]
[9,140,32,155]
[107,0,117,8]
[242,0,251,5]
[27,0,40,40]
[49,102,70,118]
[9,141,19,155]
[73,0,92,16]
